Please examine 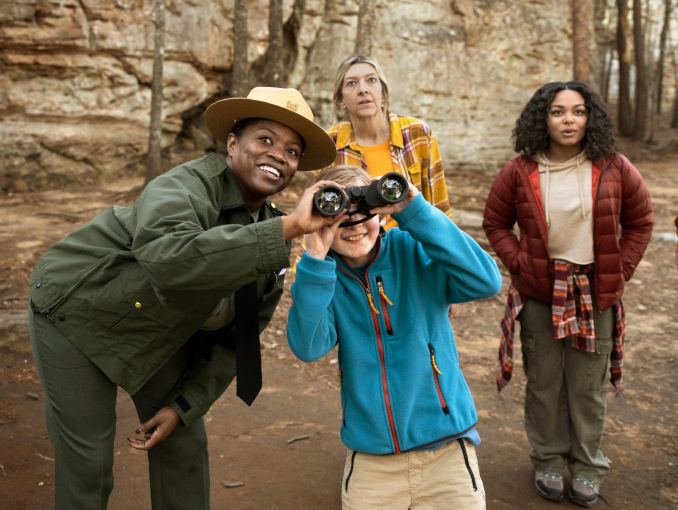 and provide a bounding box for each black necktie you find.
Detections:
[234,280,261,406]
